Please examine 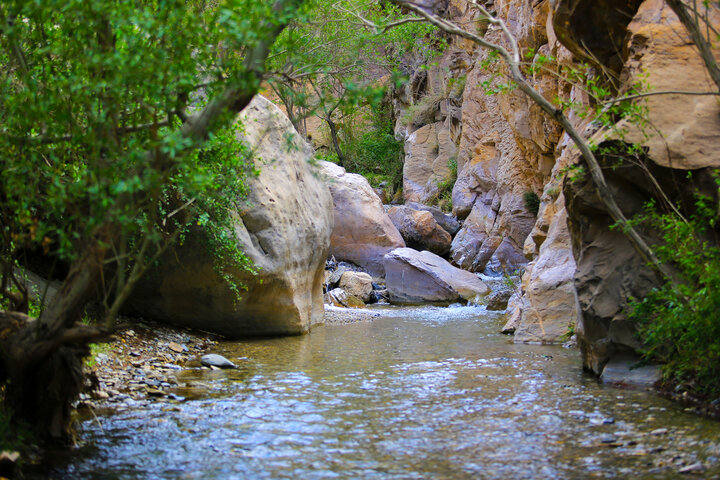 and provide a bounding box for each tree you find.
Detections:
[0,0,303,441]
